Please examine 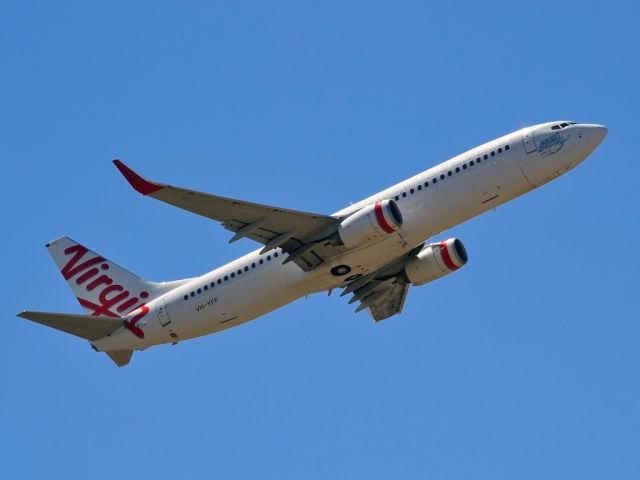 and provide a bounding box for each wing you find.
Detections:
[367,282,410,321]
[341,244,423,322]
[113,160,345,271]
